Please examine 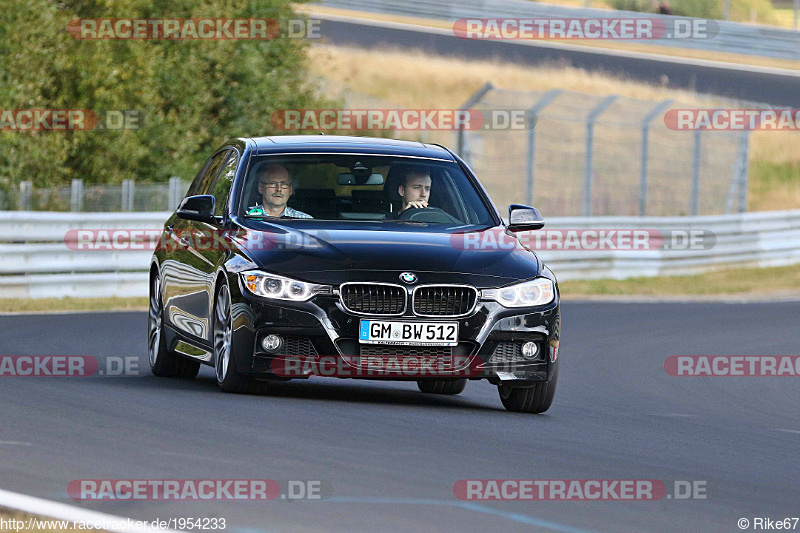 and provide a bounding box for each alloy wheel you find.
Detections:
[148,276,162,367]
[214,284,232,383]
